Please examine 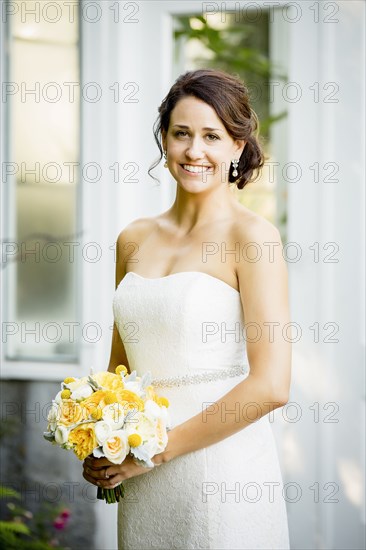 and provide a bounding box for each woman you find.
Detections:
[83,68,292,549]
